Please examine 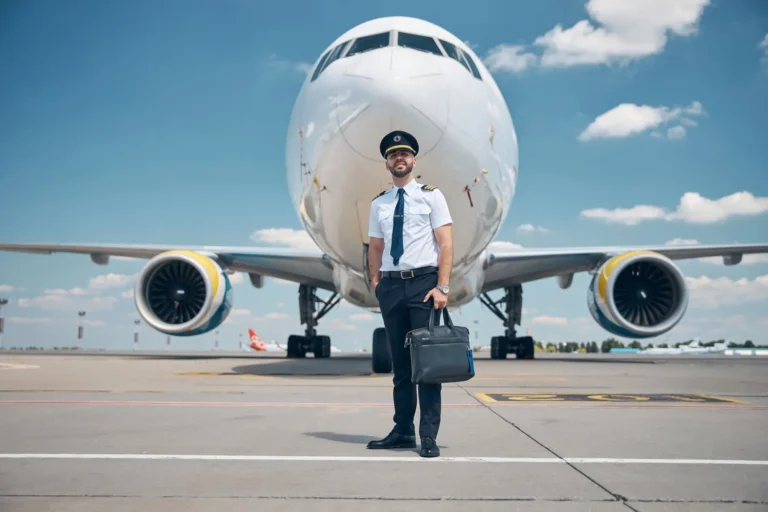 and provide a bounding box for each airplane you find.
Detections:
[246,328,286,352]
[1,16,767,374]
[641,339,729,355]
